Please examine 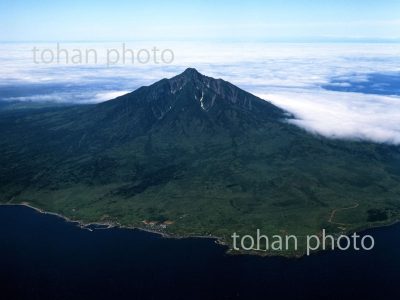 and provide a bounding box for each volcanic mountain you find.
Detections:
[0,68,399,255]
[86,67,285,139]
